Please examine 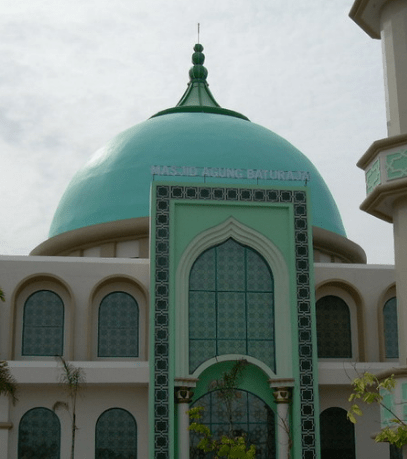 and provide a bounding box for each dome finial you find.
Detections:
[189,43,208,81]
[150,42,249,121]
